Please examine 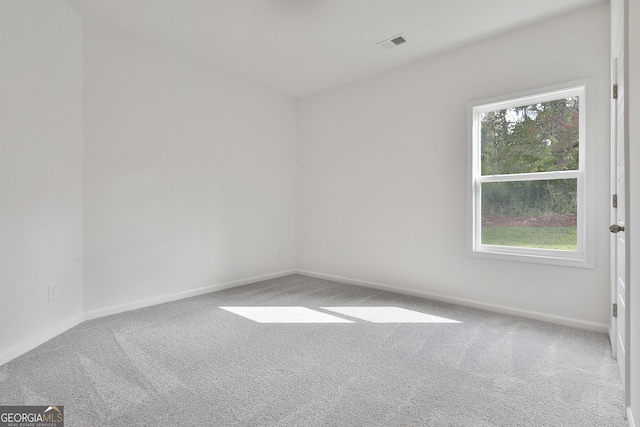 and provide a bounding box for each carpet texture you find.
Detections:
[0,274,627,426]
